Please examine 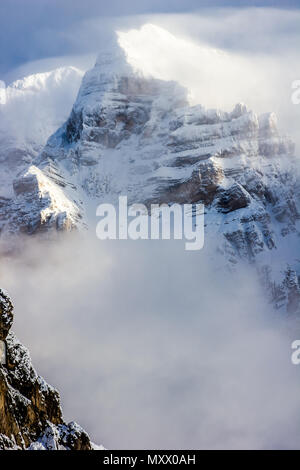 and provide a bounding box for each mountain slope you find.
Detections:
[0,66,84,237]
[0,44,299,313]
